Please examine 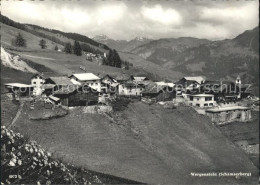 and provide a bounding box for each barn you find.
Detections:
[141,84,176,102]
[53,85,99,107]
